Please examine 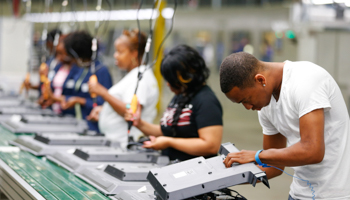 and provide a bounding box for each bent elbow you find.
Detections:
[308,151,325,164]
[208,144,221,155]
[276,169,284,176]
[312,154,324,164]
